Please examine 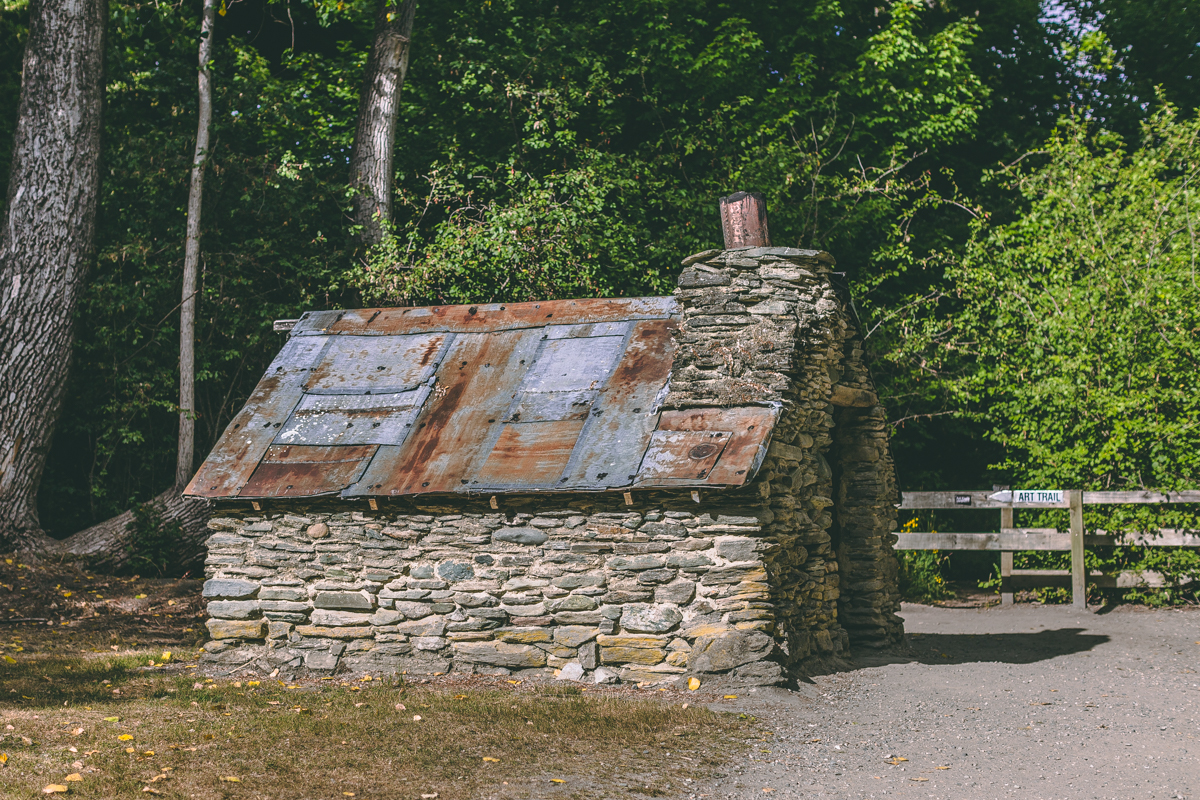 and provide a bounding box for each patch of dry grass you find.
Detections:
[1,650,747,799]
